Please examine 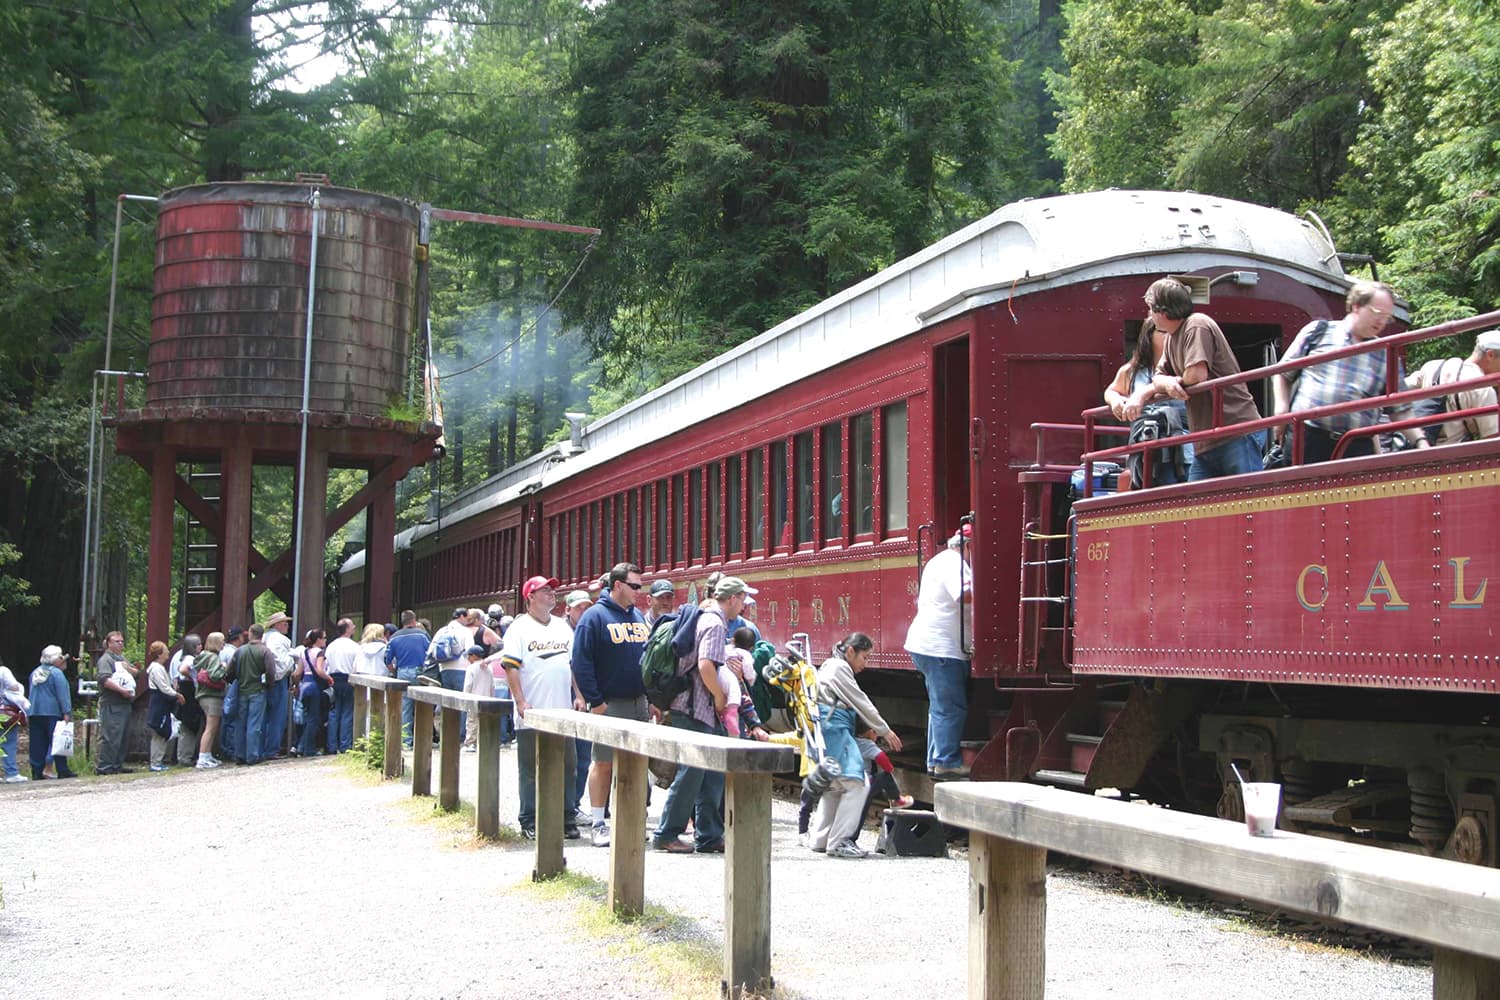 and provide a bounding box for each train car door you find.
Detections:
[932,337,972,538]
